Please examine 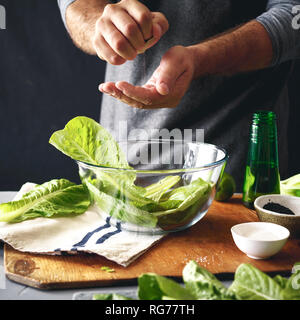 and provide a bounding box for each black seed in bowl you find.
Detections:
[263,202,295,215]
